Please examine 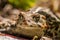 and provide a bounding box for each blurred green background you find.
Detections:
[8,0,36,10]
